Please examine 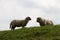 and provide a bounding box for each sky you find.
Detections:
[0,0,60,31]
